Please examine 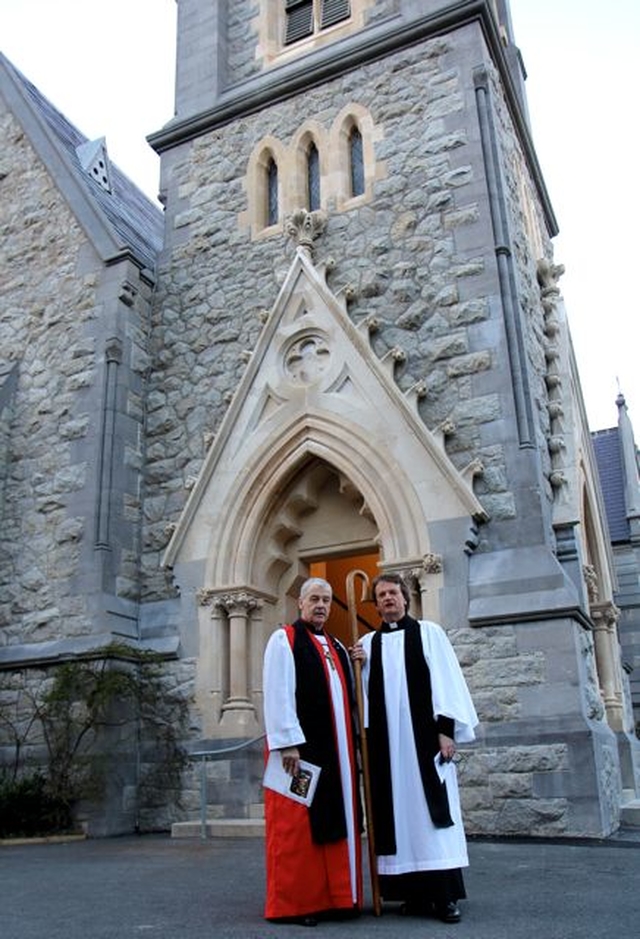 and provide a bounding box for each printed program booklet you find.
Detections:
[263,751,321,806]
